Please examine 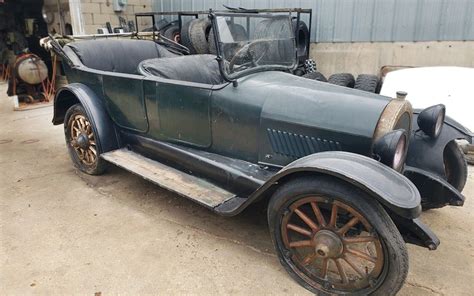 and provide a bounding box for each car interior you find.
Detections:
[64,39,225,85]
